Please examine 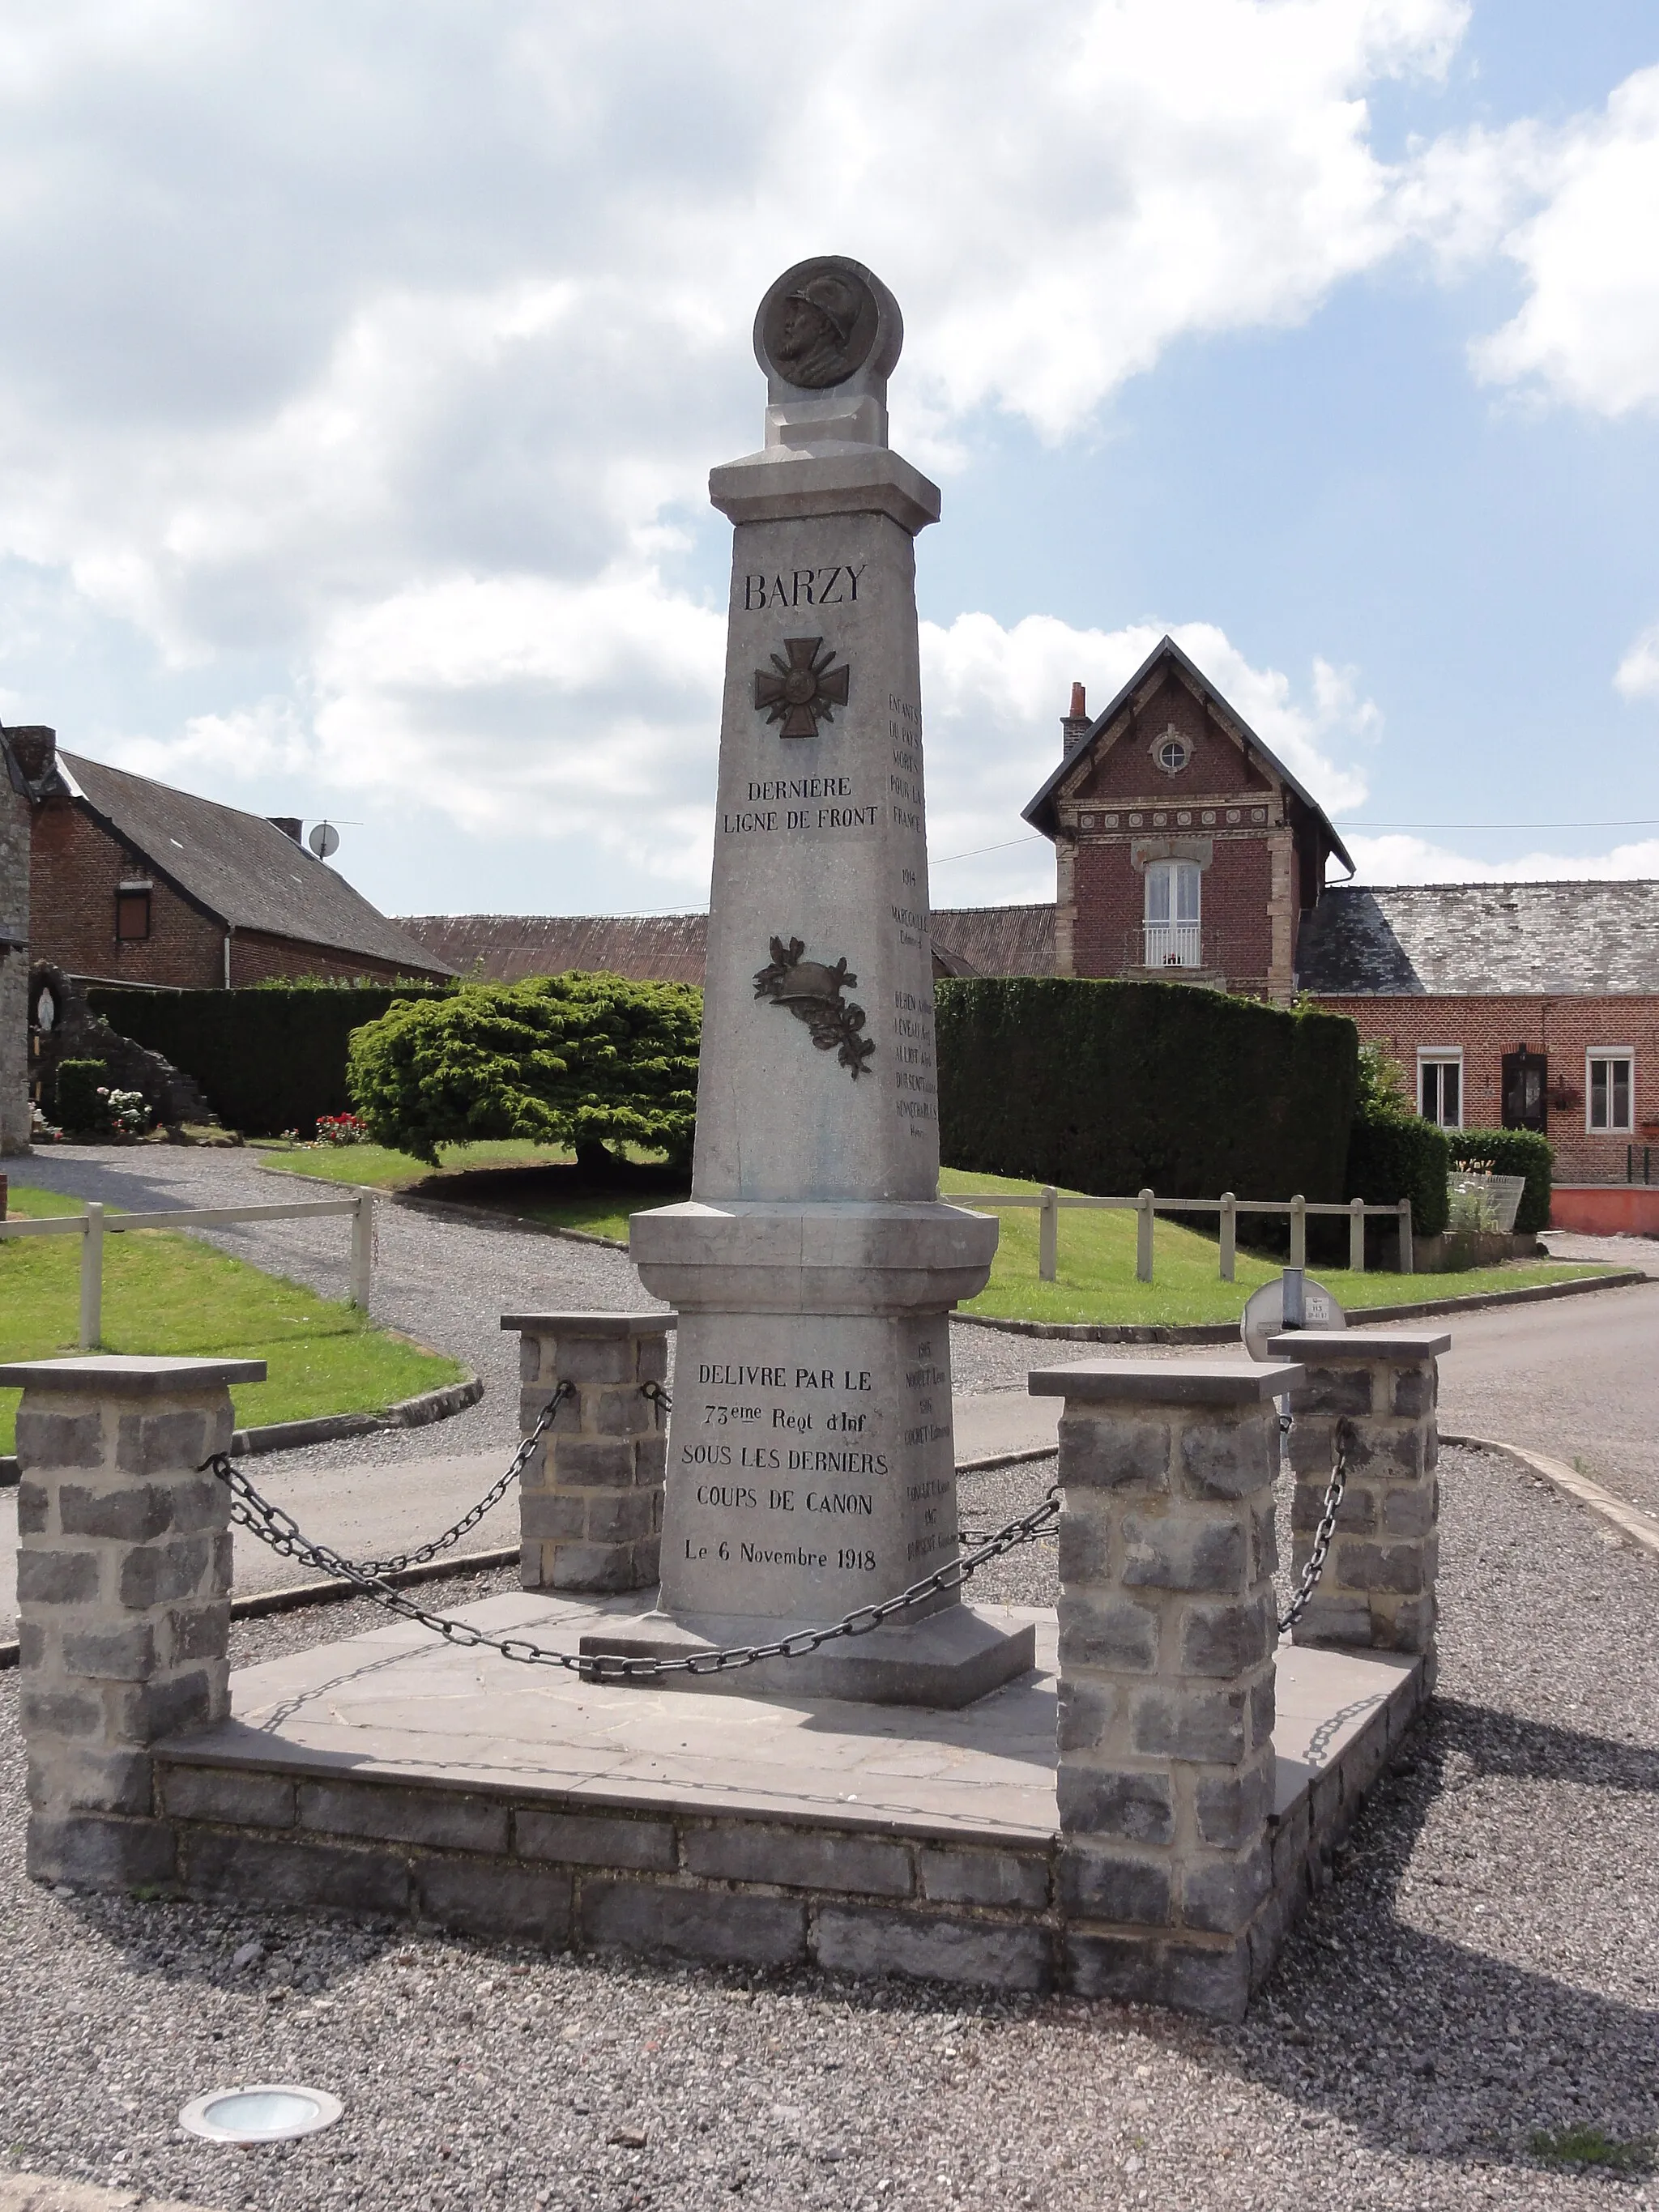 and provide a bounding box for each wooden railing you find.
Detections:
[949,1187,1414,1284]
[0,1192,374,1346]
